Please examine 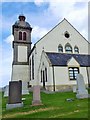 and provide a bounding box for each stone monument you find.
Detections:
[6,81,23,109]
[76,74,88,99]
[32,85,42,106]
